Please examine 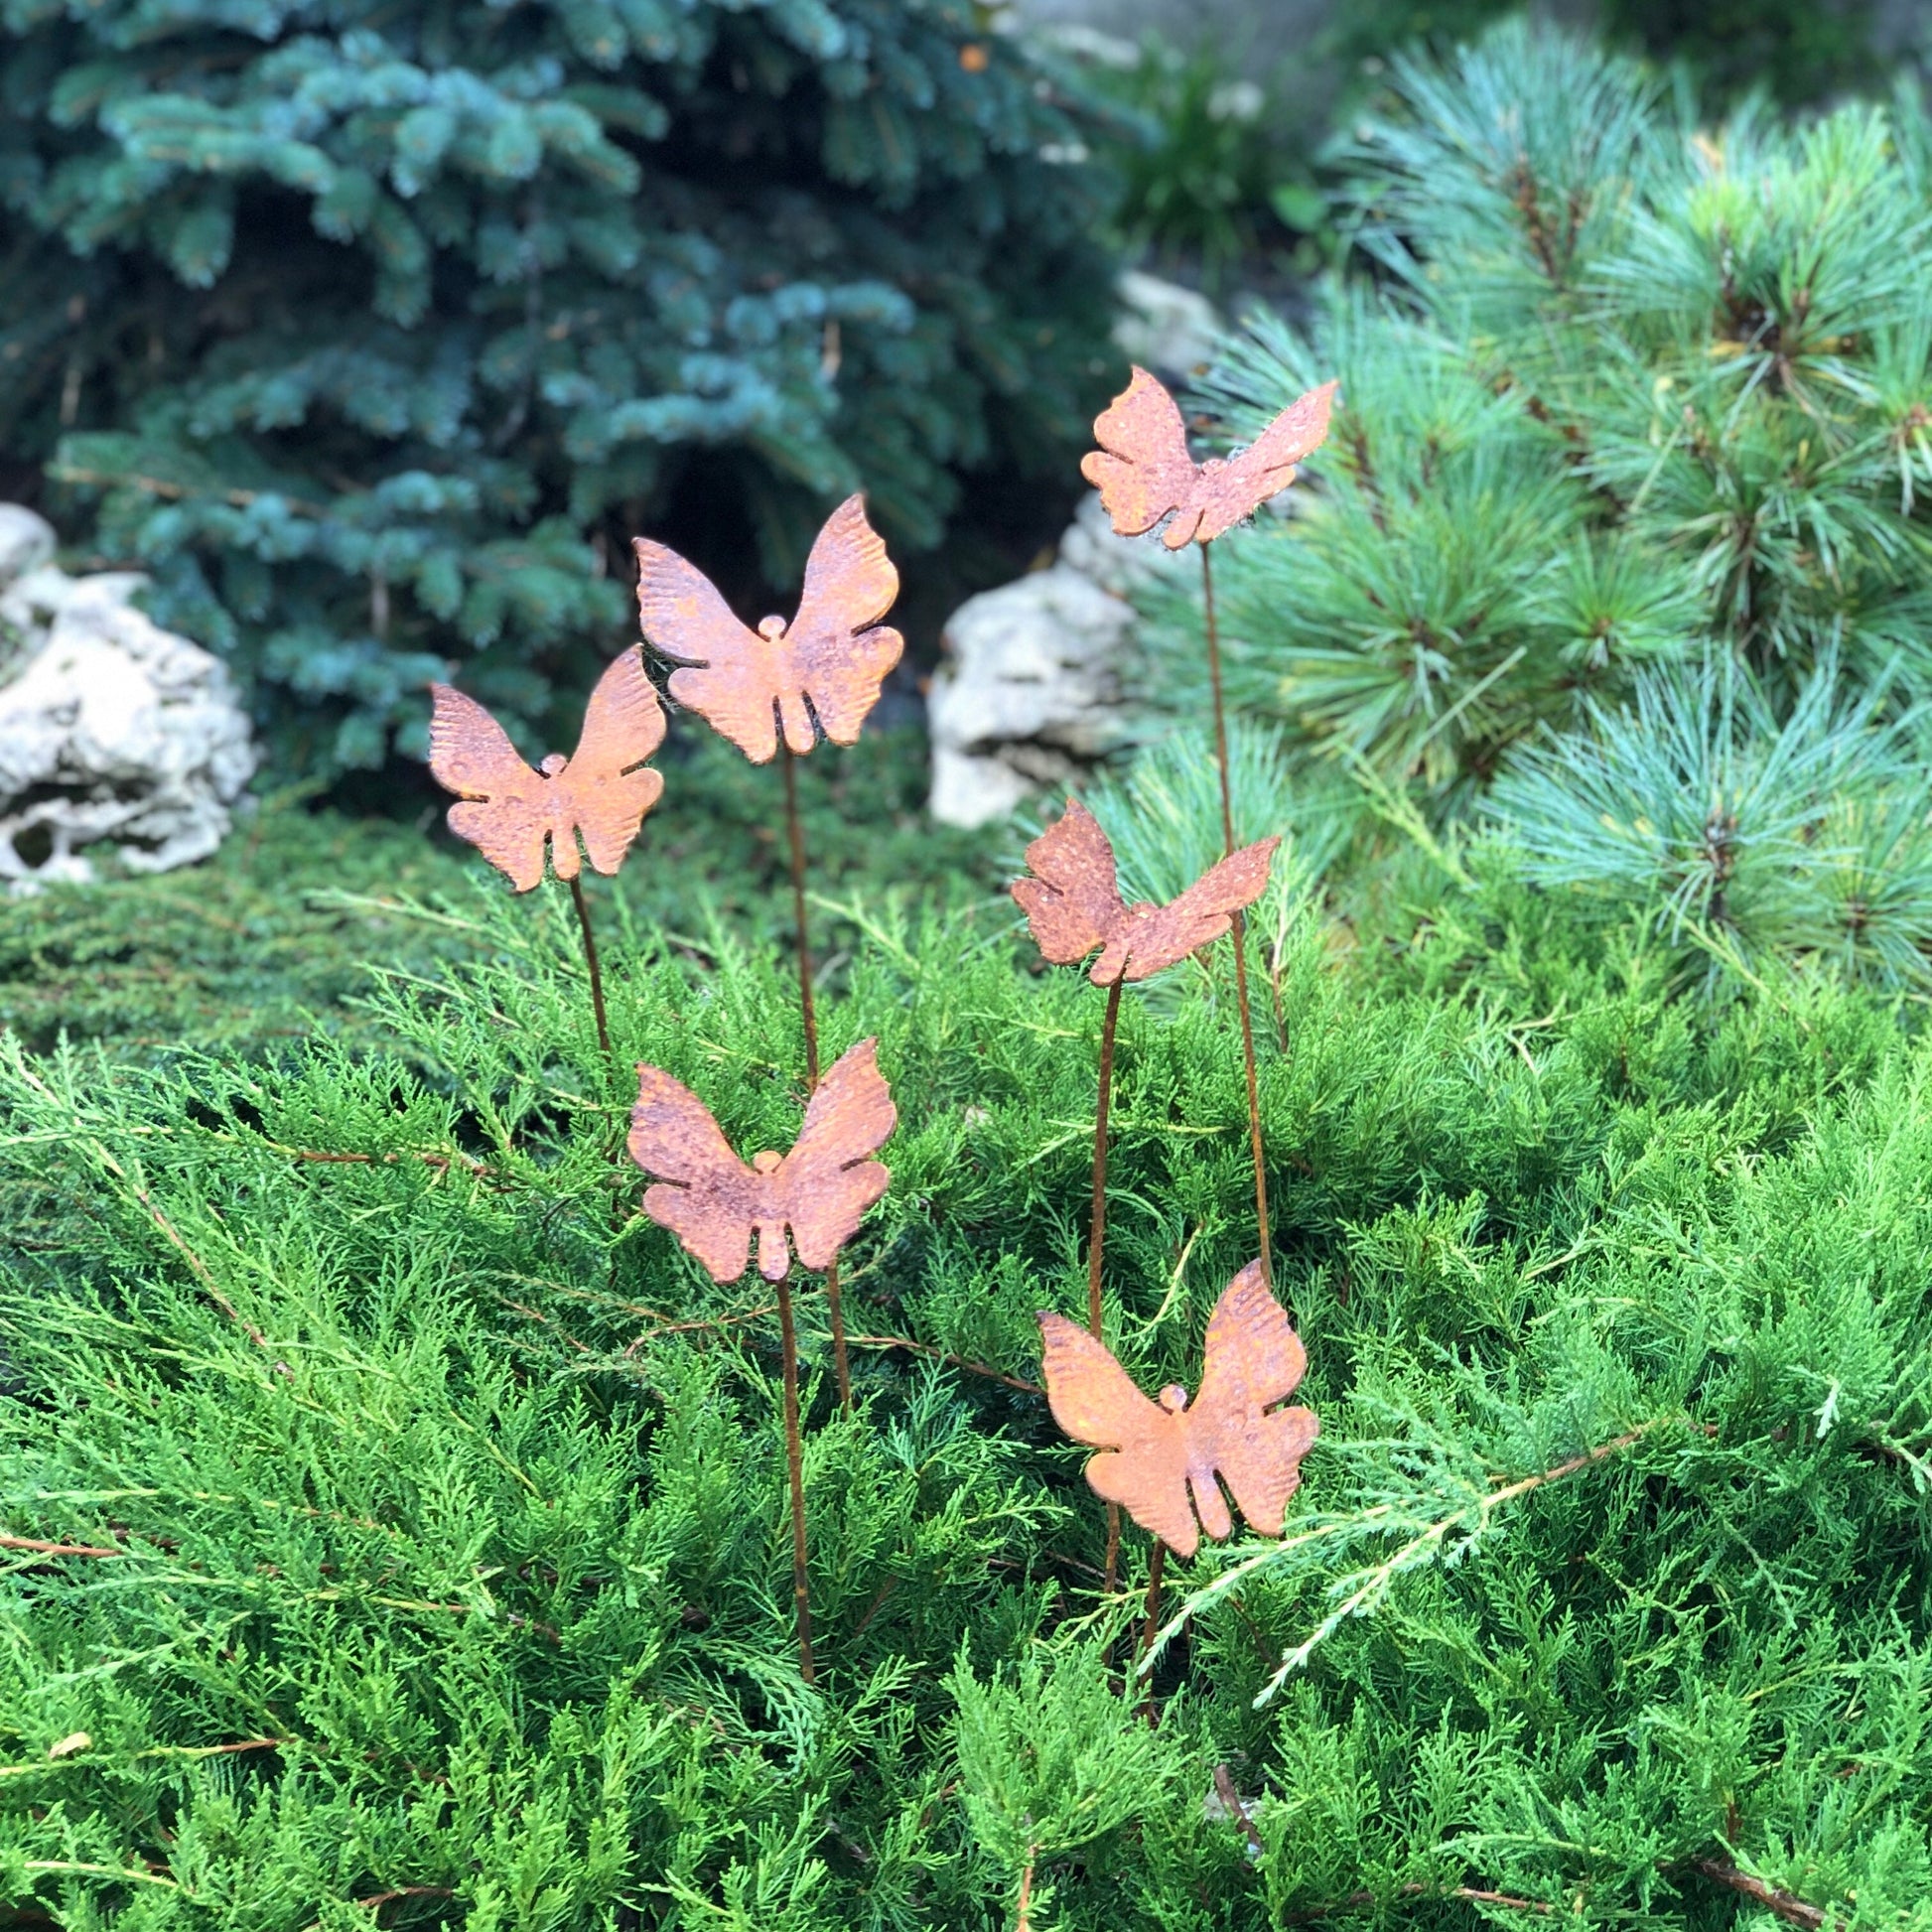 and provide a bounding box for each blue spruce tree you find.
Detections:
[0,0,1119,773]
